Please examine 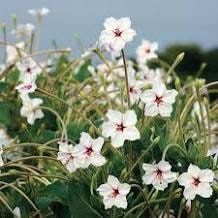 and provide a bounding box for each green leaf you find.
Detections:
[36,181,69,209]
[68,181,102,218]
[0,101,11,125]
[74,59,91,82]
